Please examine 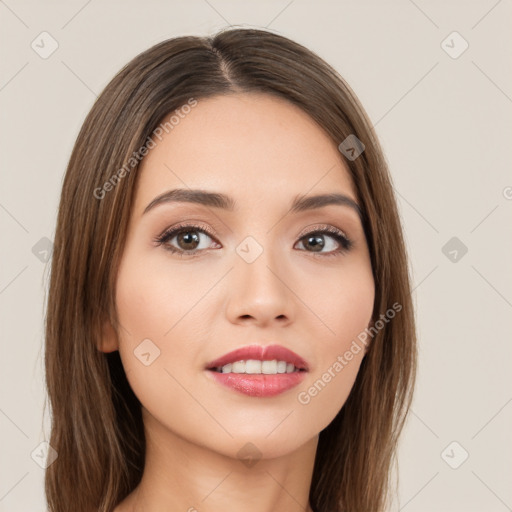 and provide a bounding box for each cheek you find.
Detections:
[114,251,211,343]
[113,253,217,422]
[296,256,375,349]
[113,255,173,383]
[329,273,374,342]
[293,262,374,427]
